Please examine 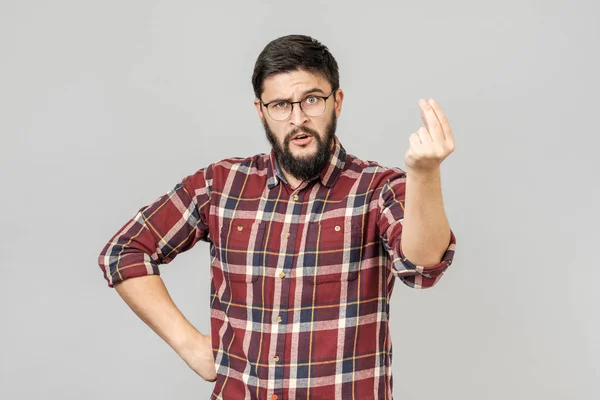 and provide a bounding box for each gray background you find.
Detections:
[1,0,598,399]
